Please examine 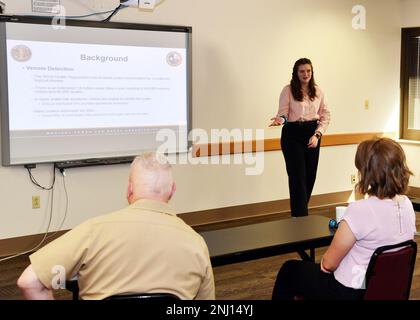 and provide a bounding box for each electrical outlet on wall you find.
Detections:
[139,0,156,9]
[364,99,370,110]
[32,195,41,209]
